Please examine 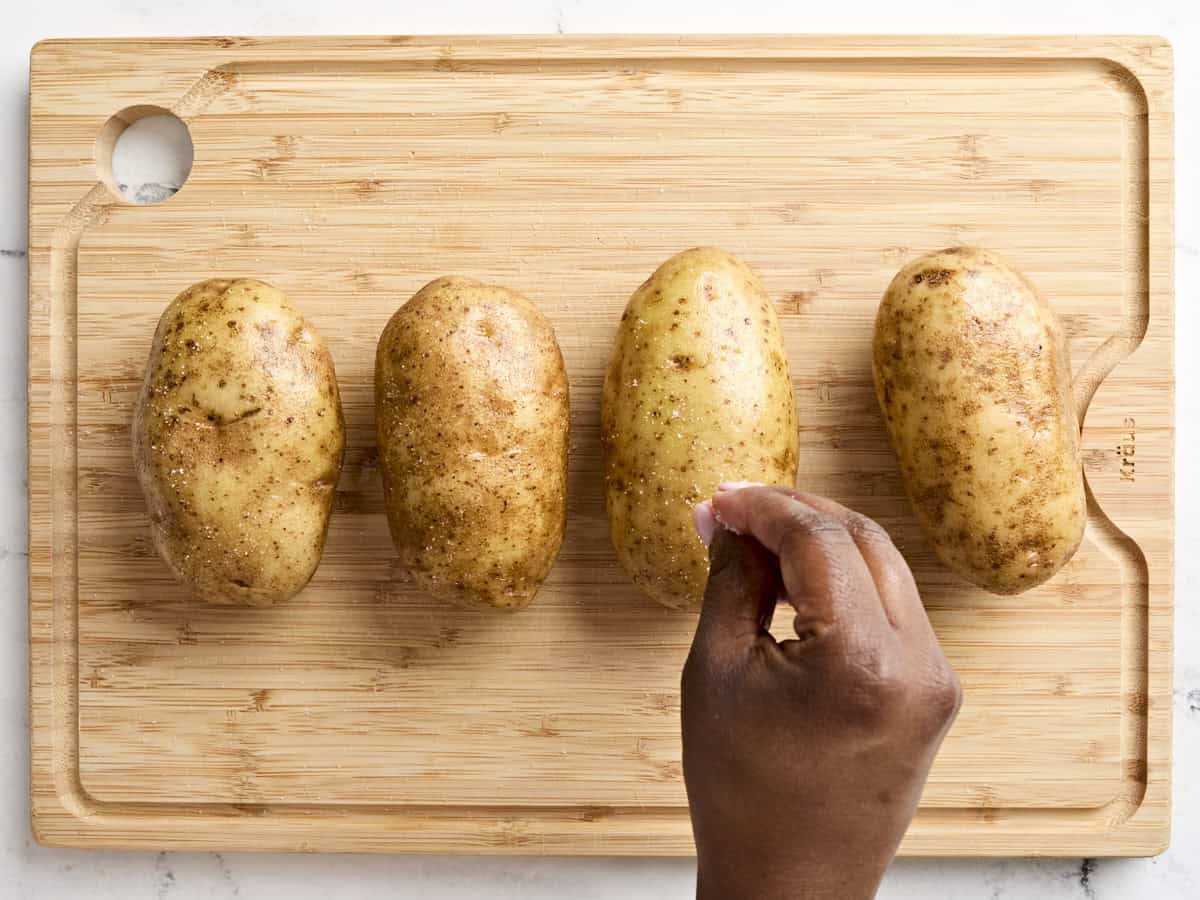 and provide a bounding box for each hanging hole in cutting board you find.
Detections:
[95,105,193,204]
